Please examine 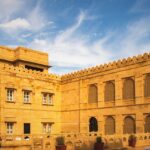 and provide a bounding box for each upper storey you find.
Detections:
[0,46,50,72]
